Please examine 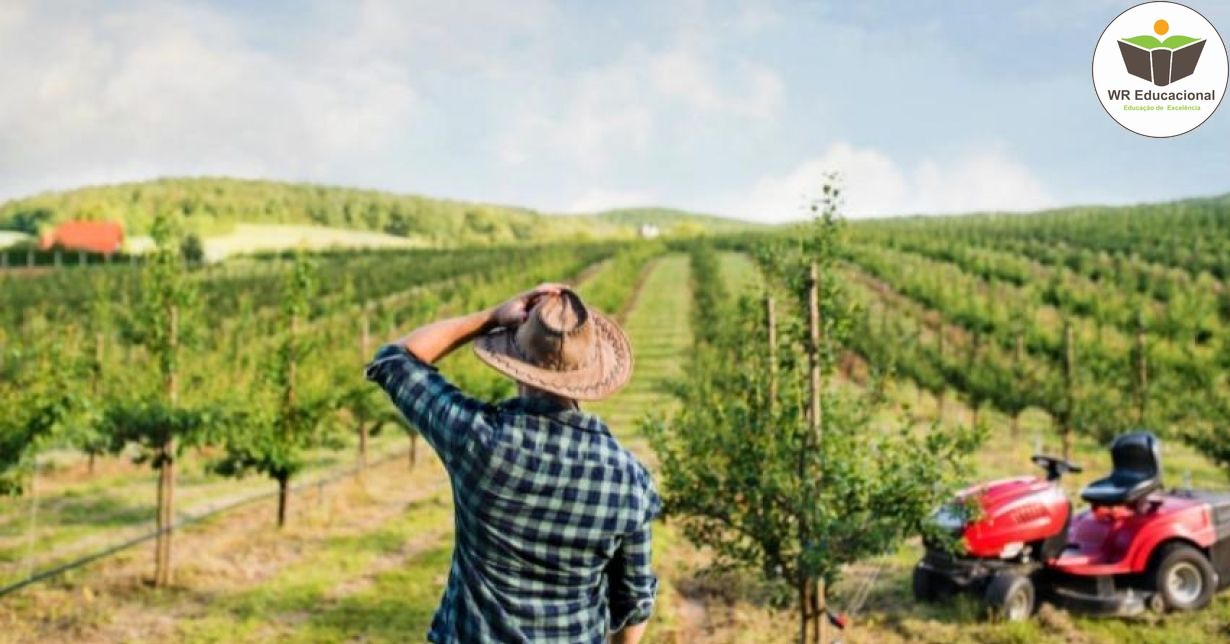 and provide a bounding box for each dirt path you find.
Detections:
[591,253,714,642]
